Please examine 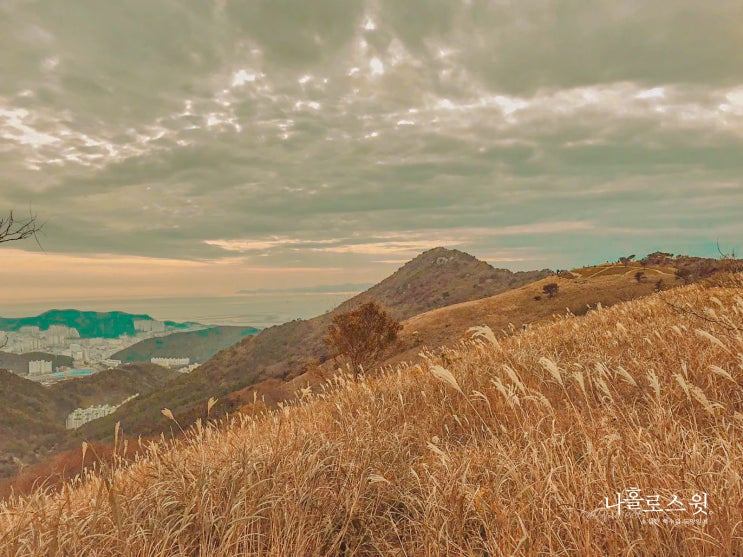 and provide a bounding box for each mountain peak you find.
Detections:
[335,247,551,320]
[401,246,479,268]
